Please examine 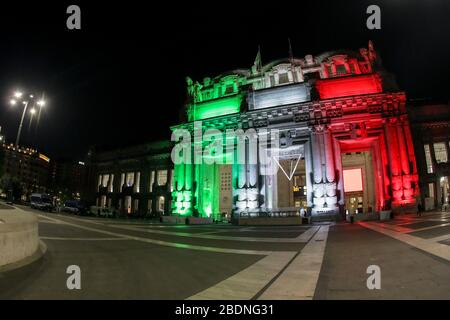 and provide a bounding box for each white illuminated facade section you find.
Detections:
[248,83,311,110]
